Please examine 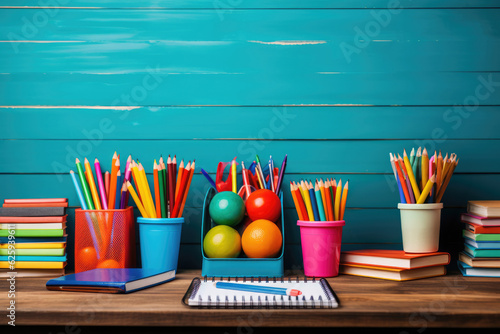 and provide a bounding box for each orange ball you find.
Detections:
[97,259,121,269]
[241,219,282,258]
[78,247,98,269]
